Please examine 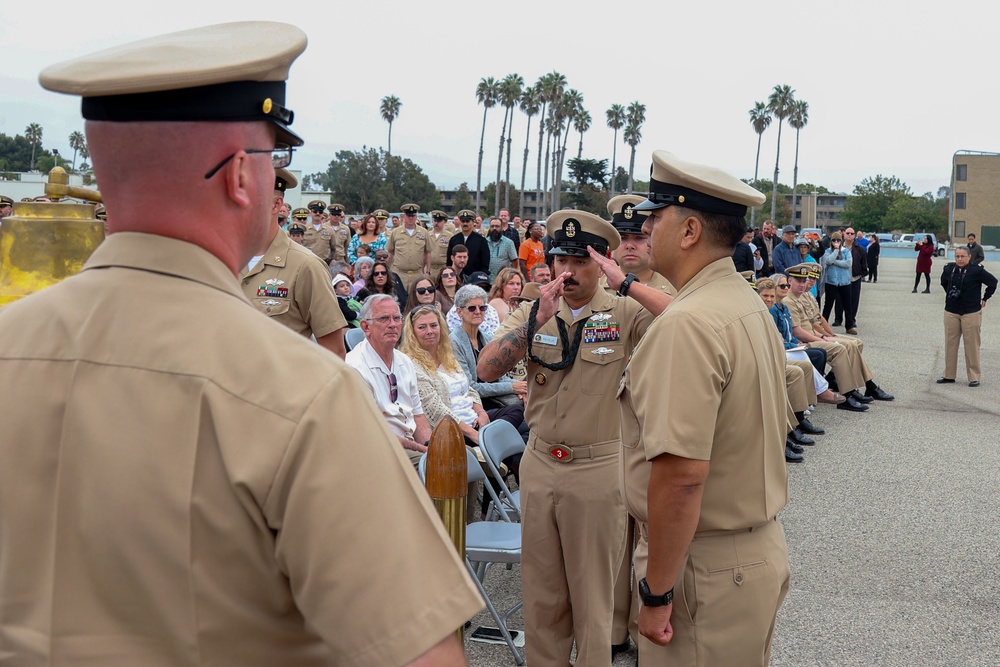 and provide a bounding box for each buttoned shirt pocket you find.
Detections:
[579,343,624,395]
